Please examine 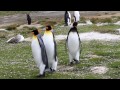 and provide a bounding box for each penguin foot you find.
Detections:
[69,62,74,66]
[75,60,79,64]
[50,68,56,73]
[74,59,80,64]
[36,73,45,78]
